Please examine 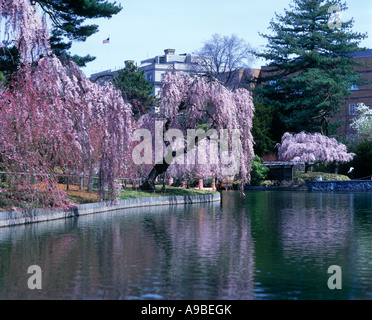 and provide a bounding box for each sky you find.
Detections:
[68,0,372,78]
